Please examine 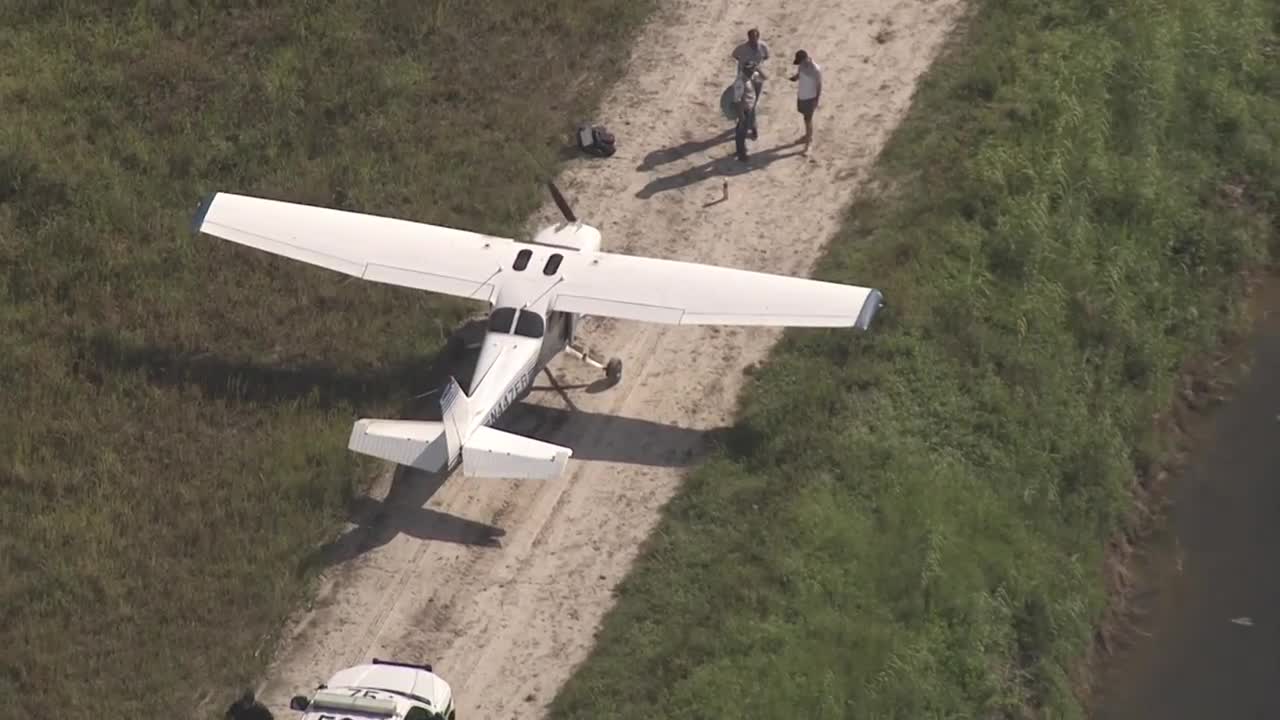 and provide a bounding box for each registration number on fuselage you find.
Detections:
[483,358,537,426]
